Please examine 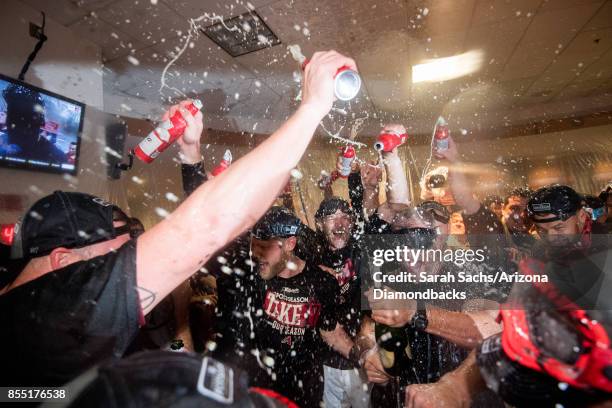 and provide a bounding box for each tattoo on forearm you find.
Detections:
[137,286,156,311]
